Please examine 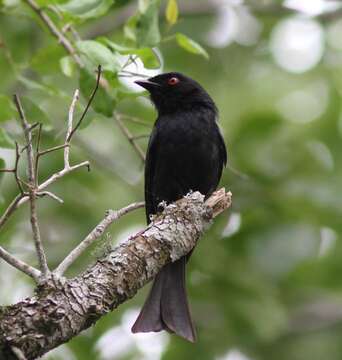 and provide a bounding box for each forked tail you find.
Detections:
[131,256,196,342]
